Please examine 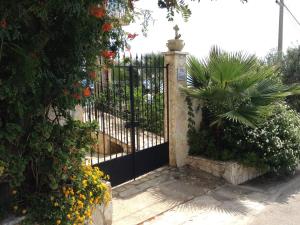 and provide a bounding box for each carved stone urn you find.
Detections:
[166,39,185,51]
[166,25,185,51]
